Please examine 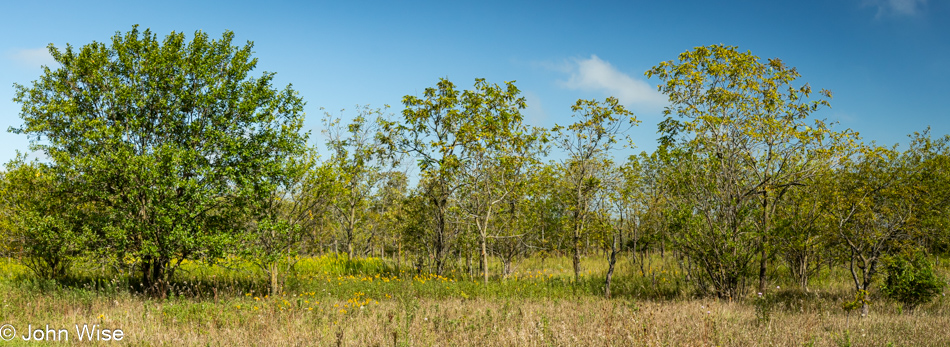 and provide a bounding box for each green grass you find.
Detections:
[0,253,947,345]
